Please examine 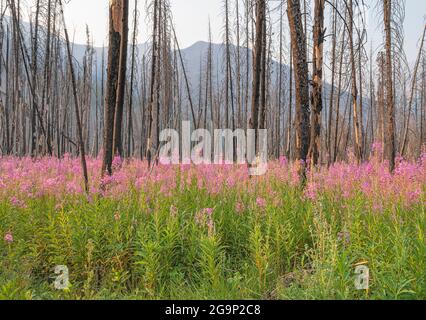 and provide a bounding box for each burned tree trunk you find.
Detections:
[249,0,265,156]
[400,25,426,156]
[348,0,363,164]
[146,0,159,167]
[102,0,123,176]
[59,0,89,193]
[327,1,337,165]
[287,0,310,178]
[30,0,40,157]
[112,0,129,157]
[383,0,396,172]
[127,1,138,158]
[308,0,325,168]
